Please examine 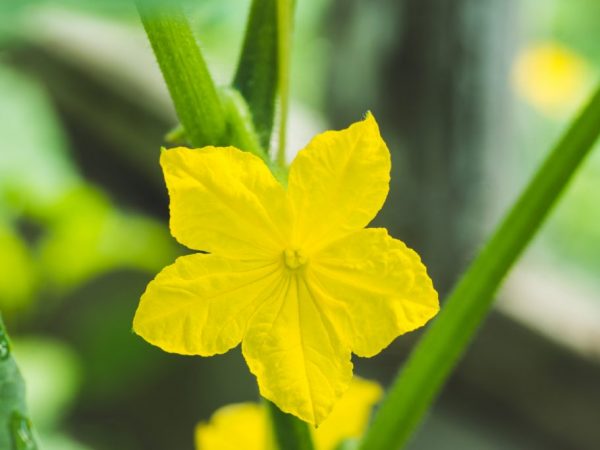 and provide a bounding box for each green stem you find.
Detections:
[261,6,310,446]
[359,84,600,450]
[265,399,315,450]
[233,0,279,151]
[276,0,294,167]
[136,0,226,148]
